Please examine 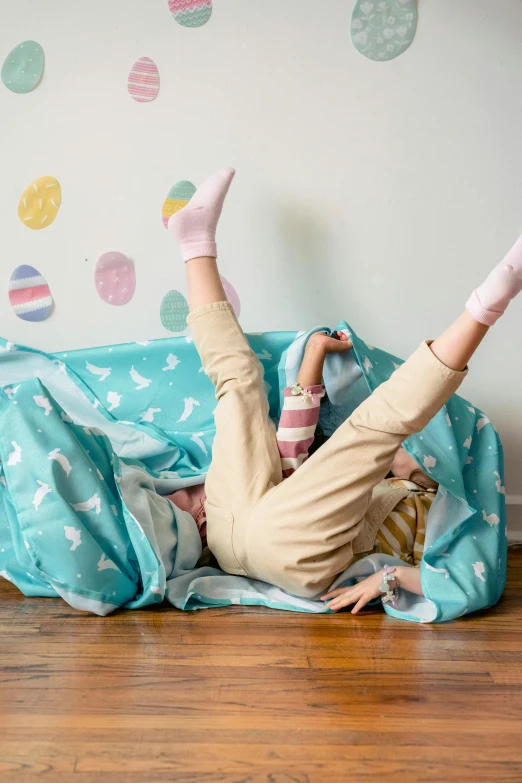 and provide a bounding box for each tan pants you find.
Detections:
[188,302,466,599]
